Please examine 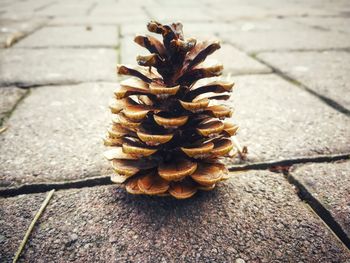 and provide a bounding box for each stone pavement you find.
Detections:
[0,0,349,262]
